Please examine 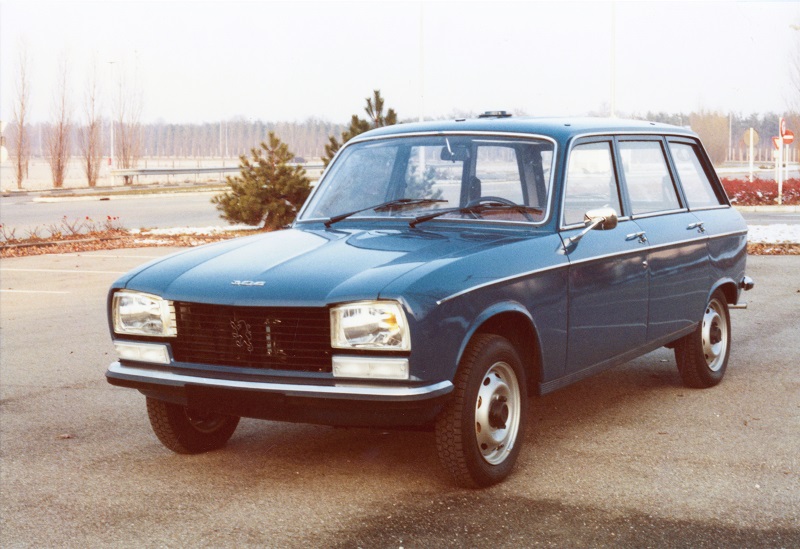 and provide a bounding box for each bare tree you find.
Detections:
[11,45,31,189]
[113,63,144,185]
[45,57,72,188]
[689,111,728,165]
[790,25,800,111]
[80,59,103,187]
